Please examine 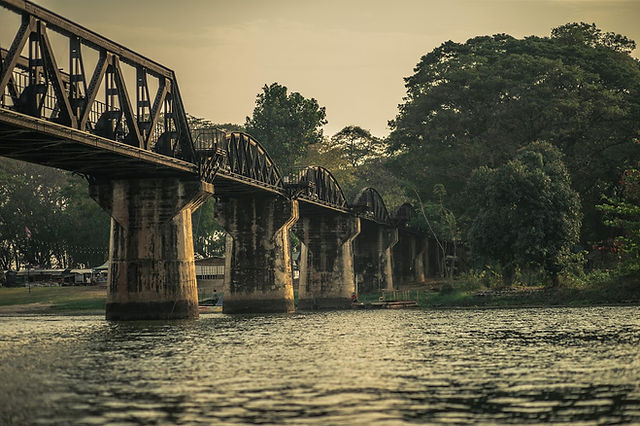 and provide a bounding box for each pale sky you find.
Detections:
[1,0,639,137]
